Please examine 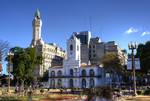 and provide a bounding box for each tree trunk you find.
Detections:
[20,79,25,96]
